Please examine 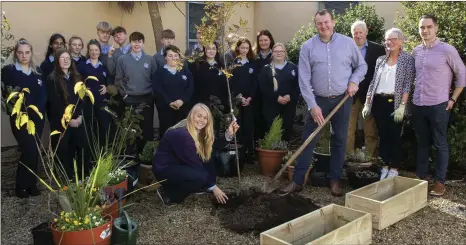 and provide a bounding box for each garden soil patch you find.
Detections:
[215,189,319,235]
